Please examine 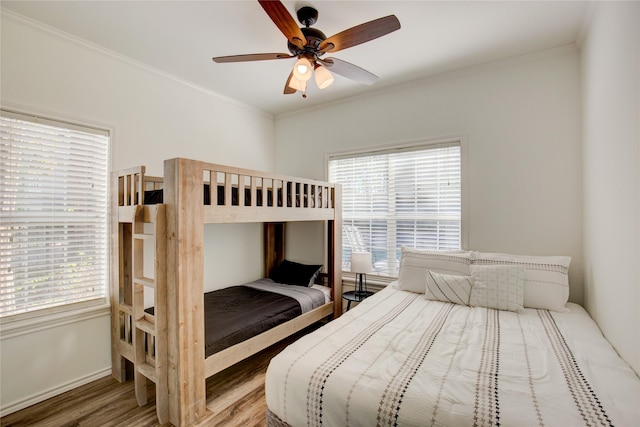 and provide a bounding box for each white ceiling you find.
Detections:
[2,1,588,117]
